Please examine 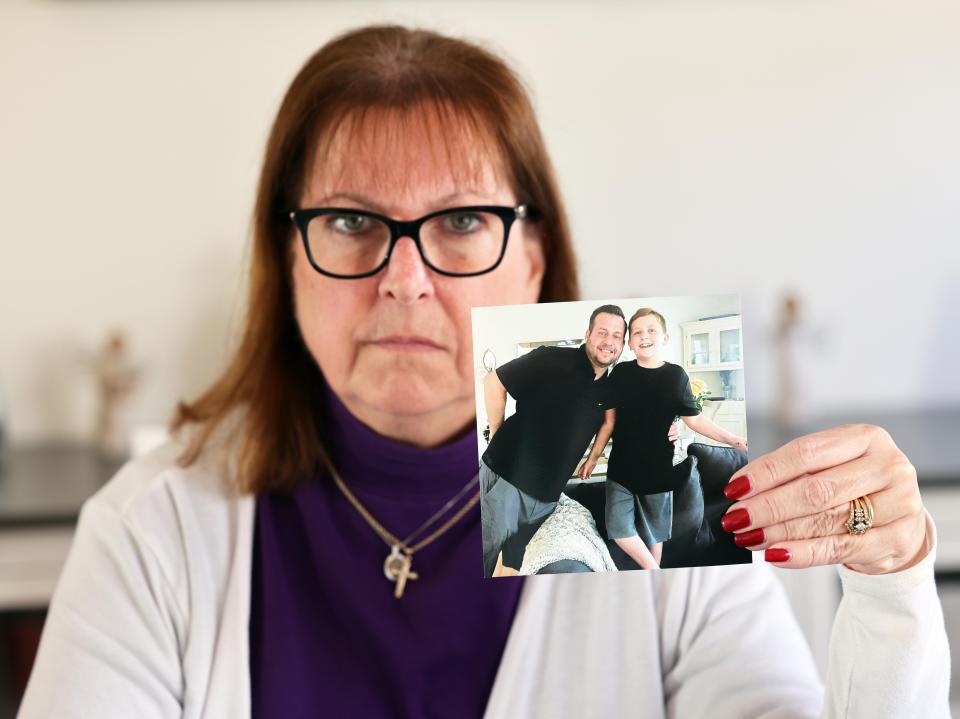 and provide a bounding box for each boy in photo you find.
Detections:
[579,308,748,569]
